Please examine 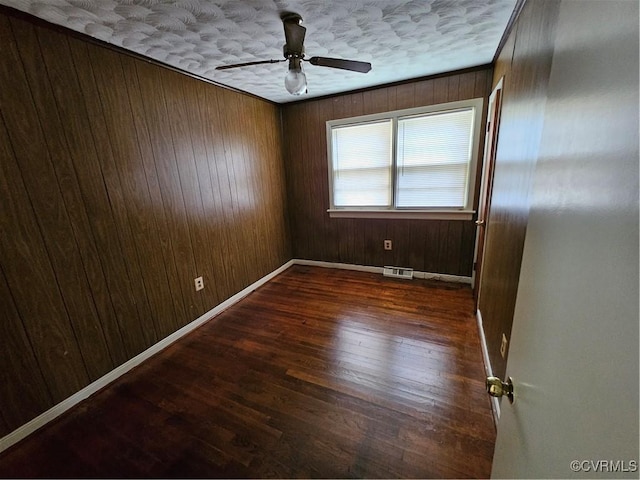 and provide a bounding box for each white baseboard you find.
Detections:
[293,259,381,274]
[0,258,471,453]
[0,259,295,454]
[476,309,500,426]
[293,259,472,284]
